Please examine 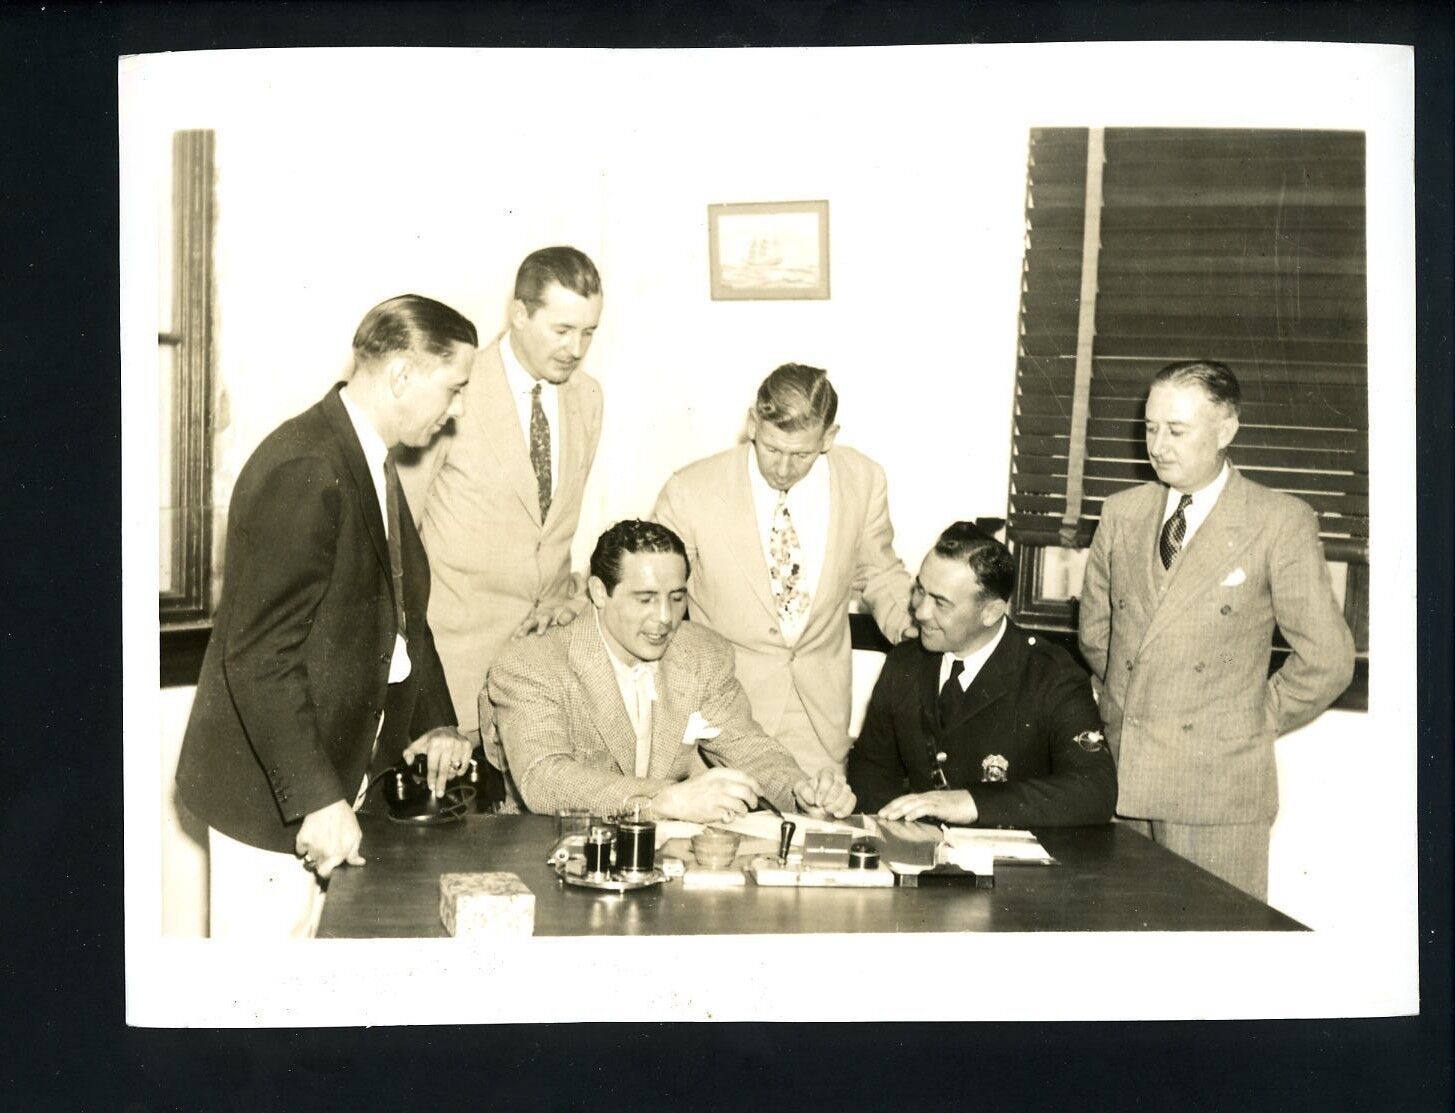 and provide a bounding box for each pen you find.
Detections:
[698,750,794,861]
